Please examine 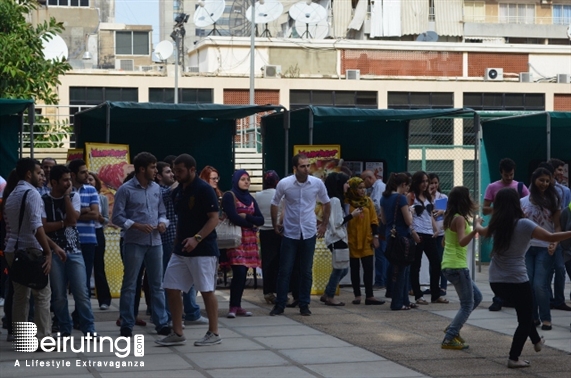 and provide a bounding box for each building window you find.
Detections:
[289,90,377,110]
[553,4,571,25]
[48,0,89,6]
[149,88,213,104]
[499,3,535,24]
[115,31,150,55]
[408,160,454,194]
[464,1,486,22]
